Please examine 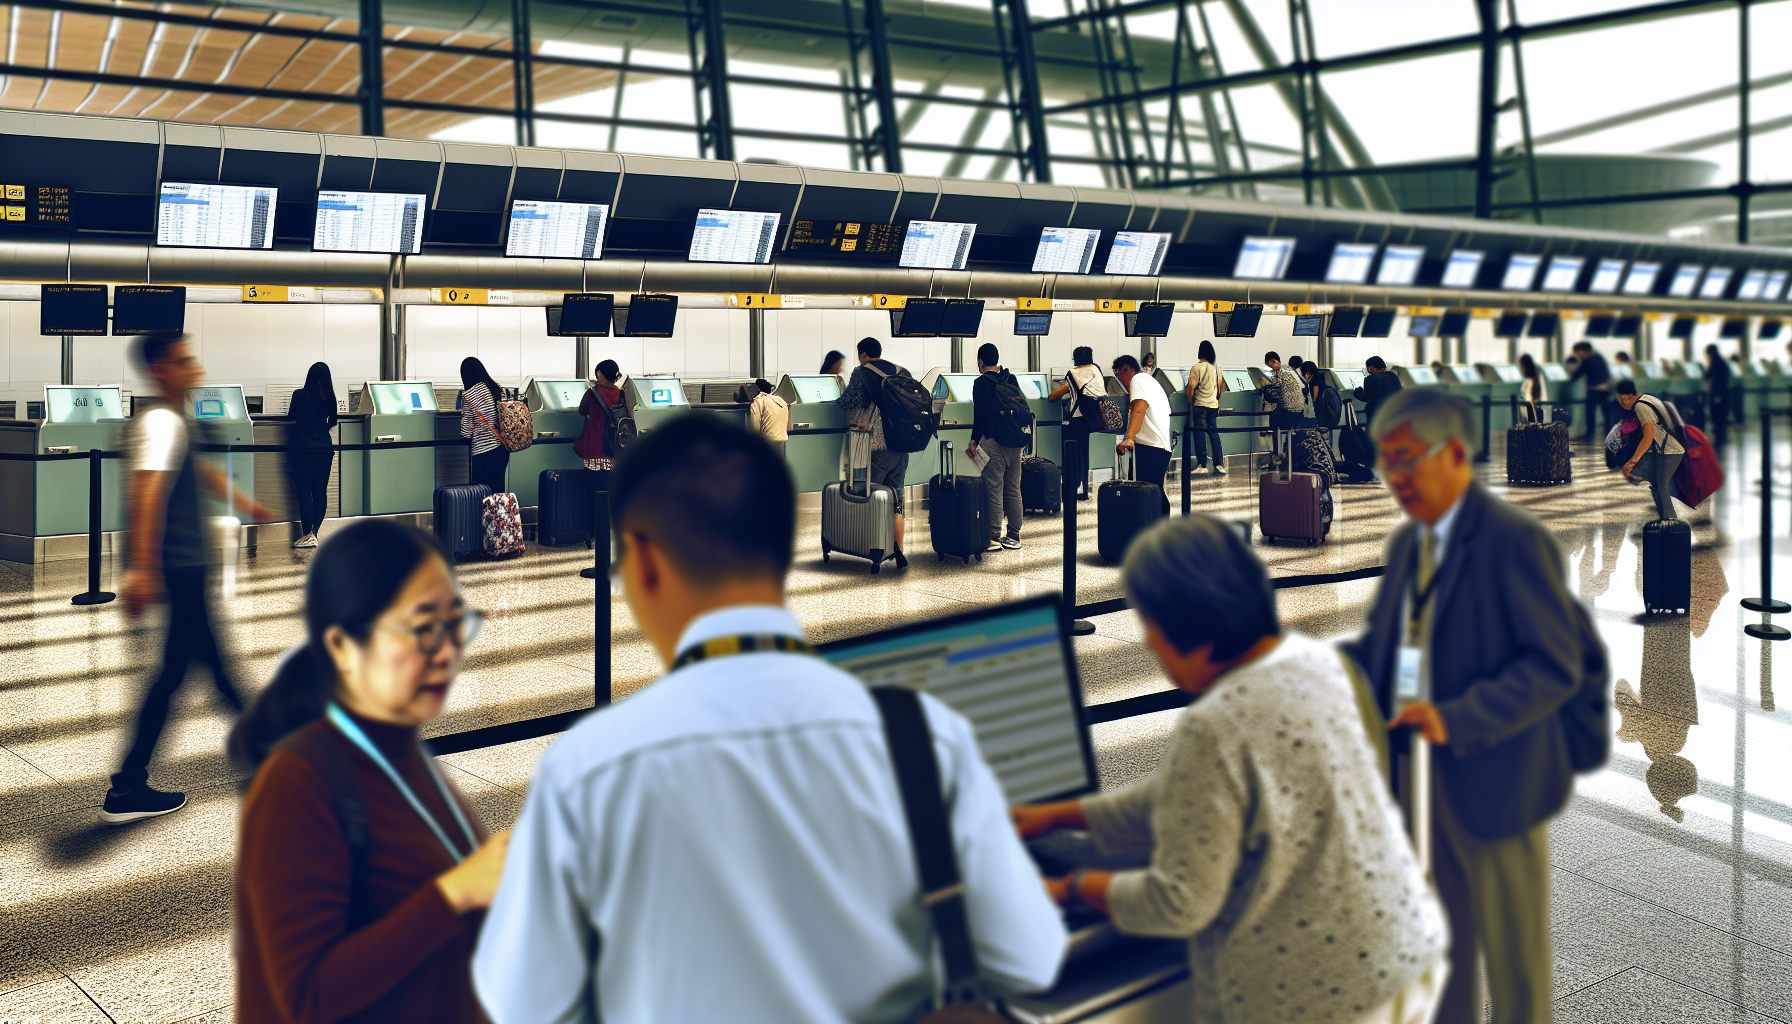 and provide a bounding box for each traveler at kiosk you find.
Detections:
[745,378,789,459]
[575,360,632,473]
[1704,344,1733,446]
[1014,516,1449,1024]
[286,361,337,550]
[820,349,846,380]
[473,417,1065,1023]
[1355,356,1403,427]
[1184,341,1225,475]
[1569,341,1614,443]
[1047,346,1105,500]
[967,342,1027,551]
[837,337,914,568]
[229,520,508,1024]
[459,357,508,493]
[1517,354,1545,423]
[1113,354,1172,515]
[1260,351,1306,432]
